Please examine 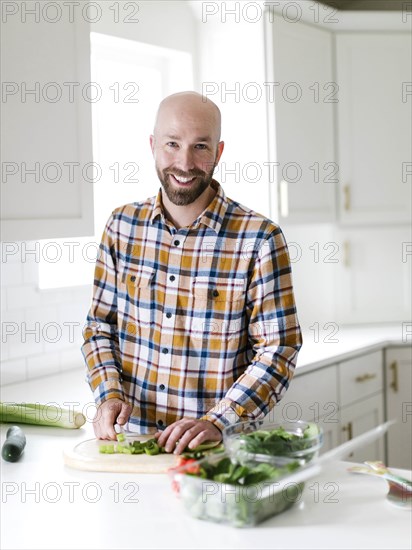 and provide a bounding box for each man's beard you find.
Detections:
[156,162,216,206]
